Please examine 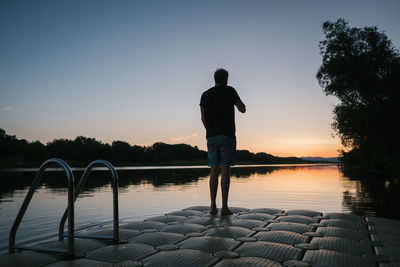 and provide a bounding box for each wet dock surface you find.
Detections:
[2,206,400,266]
